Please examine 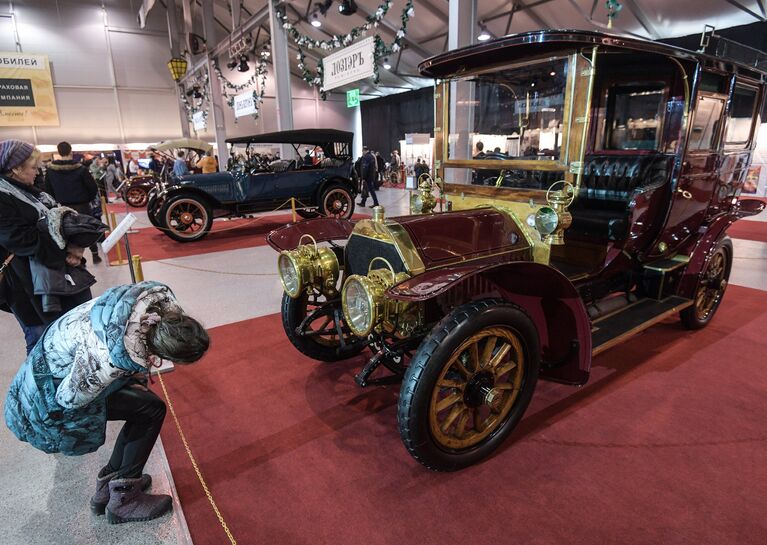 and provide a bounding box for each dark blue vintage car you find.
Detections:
[148,129,357,242]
